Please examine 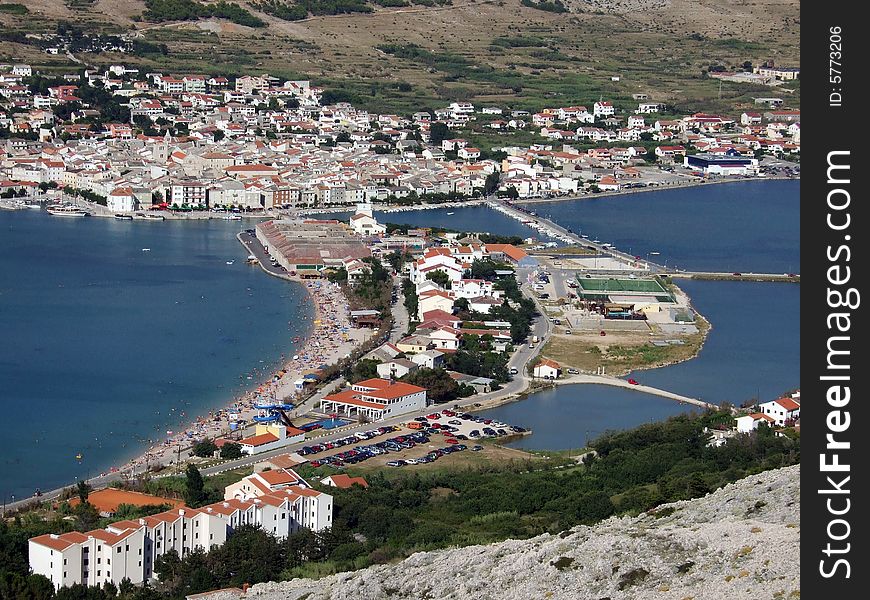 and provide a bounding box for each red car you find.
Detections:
[445,438,459,445]
[628,378,639,385]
